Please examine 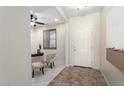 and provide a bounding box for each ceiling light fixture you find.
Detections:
[30,22,35,26]
[55,18,58,22]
